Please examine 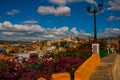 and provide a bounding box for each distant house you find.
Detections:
[47,40,52,46]
[47,46,56,51]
